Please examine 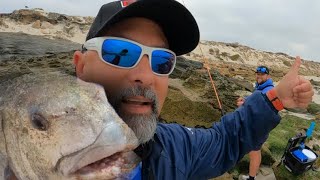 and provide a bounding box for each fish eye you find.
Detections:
[31,113,49,131]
